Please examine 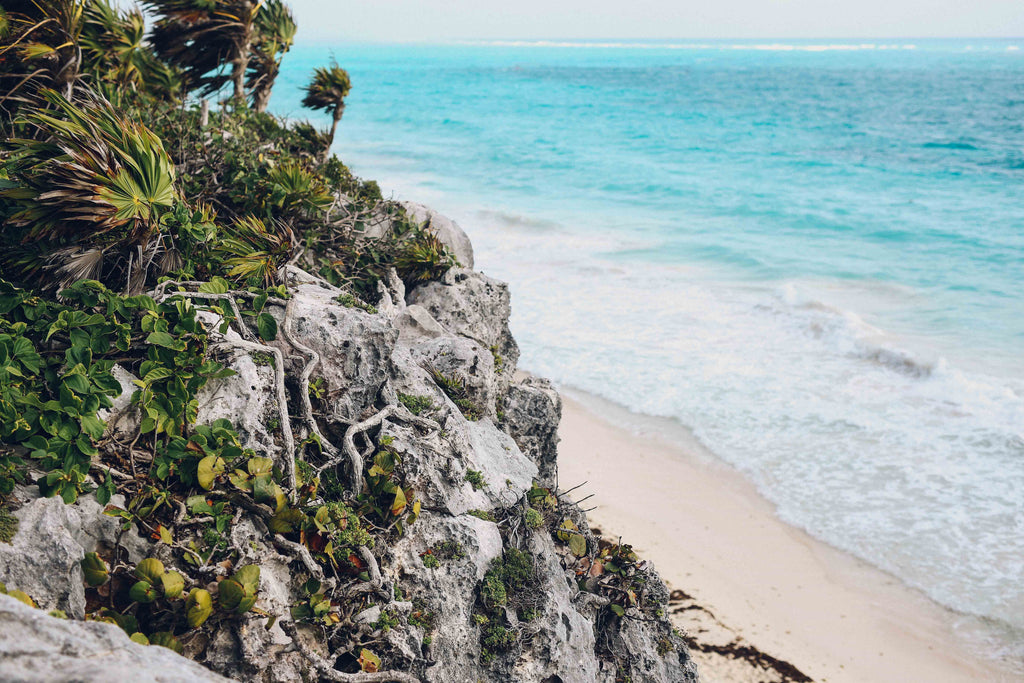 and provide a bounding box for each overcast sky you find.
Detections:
[287,0,1024,43]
